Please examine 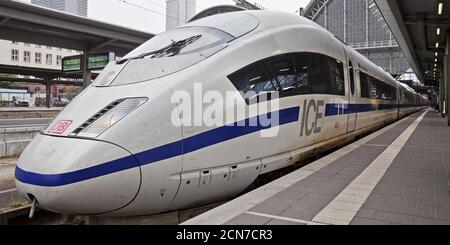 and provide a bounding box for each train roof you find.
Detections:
[185,10,400,89]
[398,82,417,94]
